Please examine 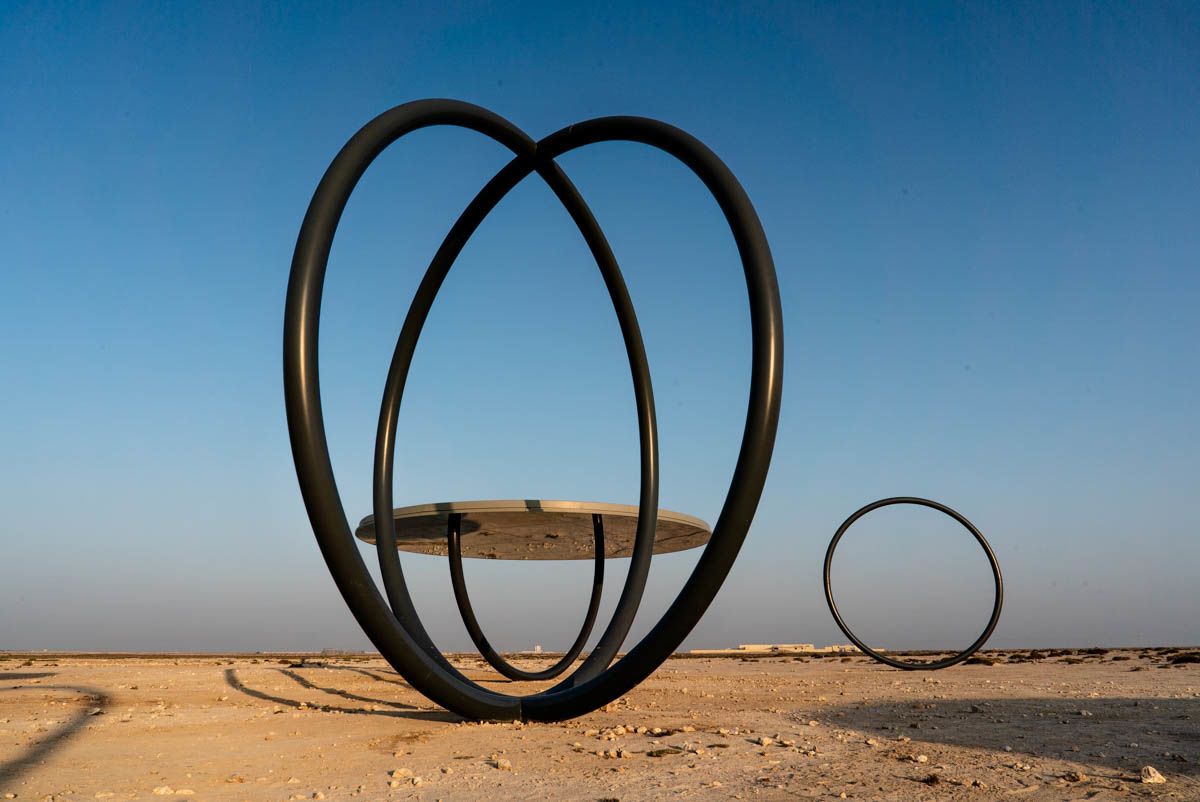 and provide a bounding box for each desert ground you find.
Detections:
[1,648,1197,801]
